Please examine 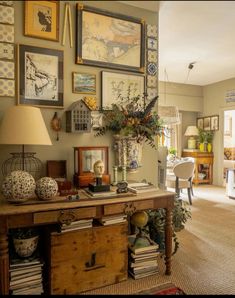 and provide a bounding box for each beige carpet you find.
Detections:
[82,185,235,295]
